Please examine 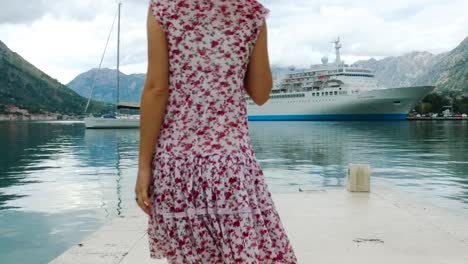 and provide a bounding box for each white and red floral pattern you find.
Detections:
[147,0,297,263]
